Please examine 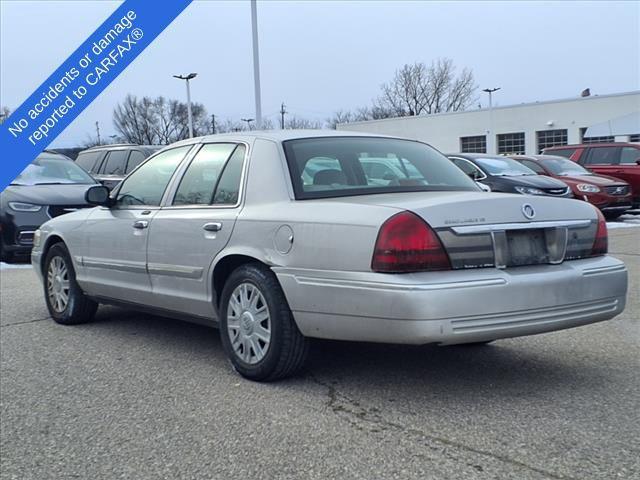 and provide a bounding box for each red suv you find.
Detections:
[543,143,640,209]
[510,155,632,219]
